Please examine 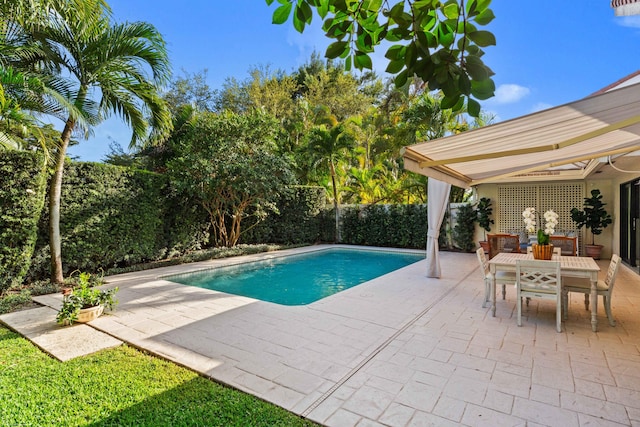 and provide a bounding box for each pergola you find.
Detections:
[403,82,640,277]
